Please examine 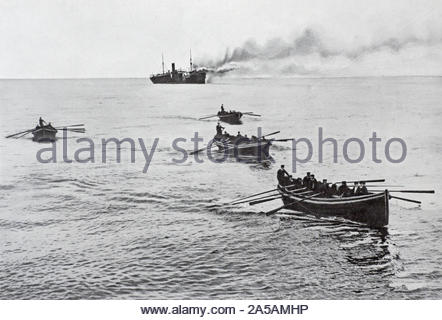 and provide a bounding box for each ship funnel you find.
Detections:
[171,63,175,73]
